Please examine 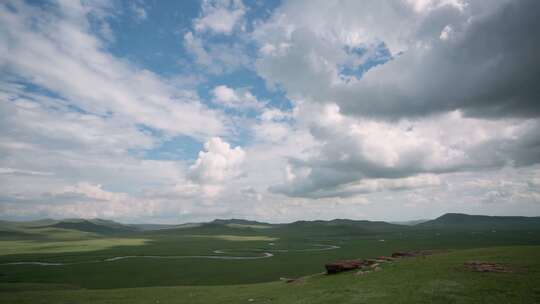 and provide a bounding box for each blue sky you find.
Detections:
[1,0,539,223]
[102,0,289,158]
